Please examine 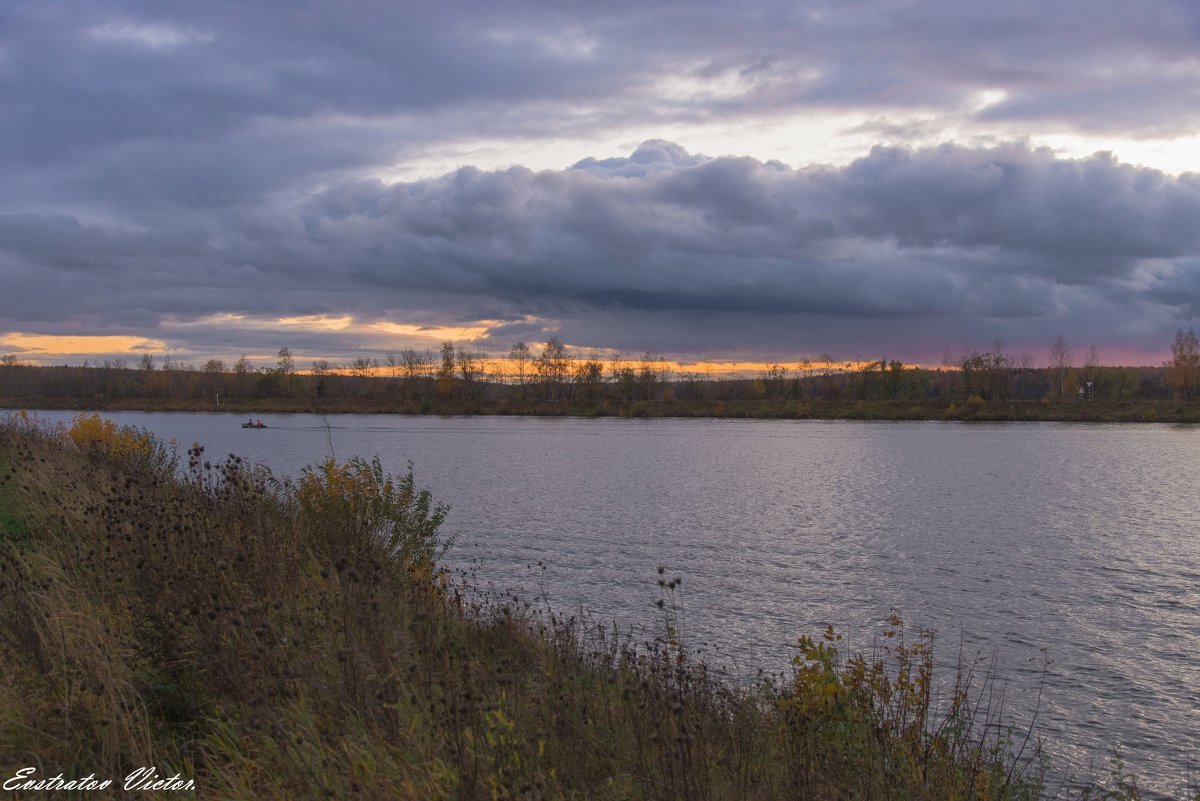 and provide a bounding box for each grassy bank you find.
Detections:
[0,413,1158,799]
[4,396,1200,423]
